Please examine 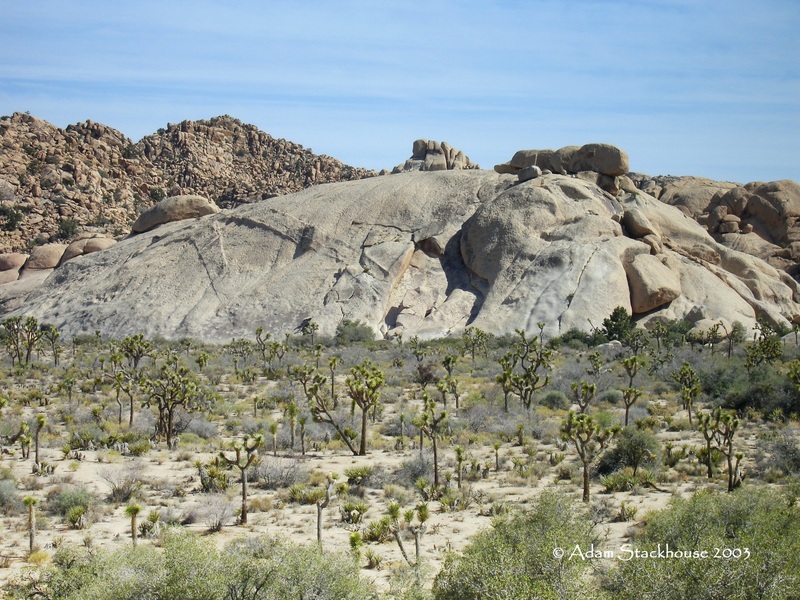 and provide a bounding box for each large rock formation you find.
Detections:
[7,170,800,343]
[631,174,800,278]
[494,143,629,177]
[391,140,479,174]
[0,113,375,253]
